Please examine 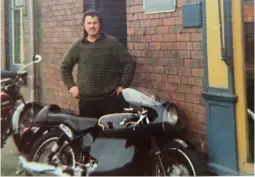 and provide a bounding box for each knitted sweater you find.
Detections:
[60,33,136,100]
